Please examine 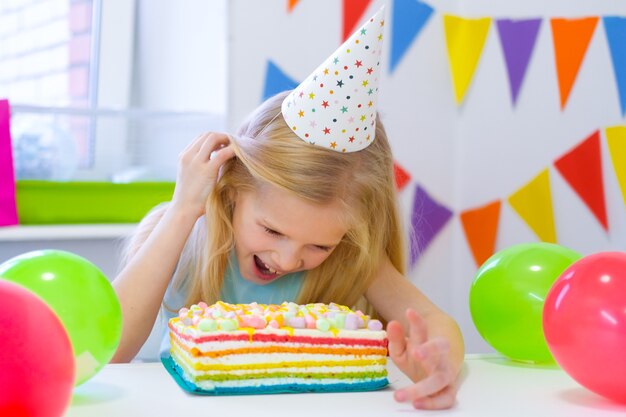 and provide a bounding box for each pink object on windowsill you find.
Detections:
[0,99,18,227]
